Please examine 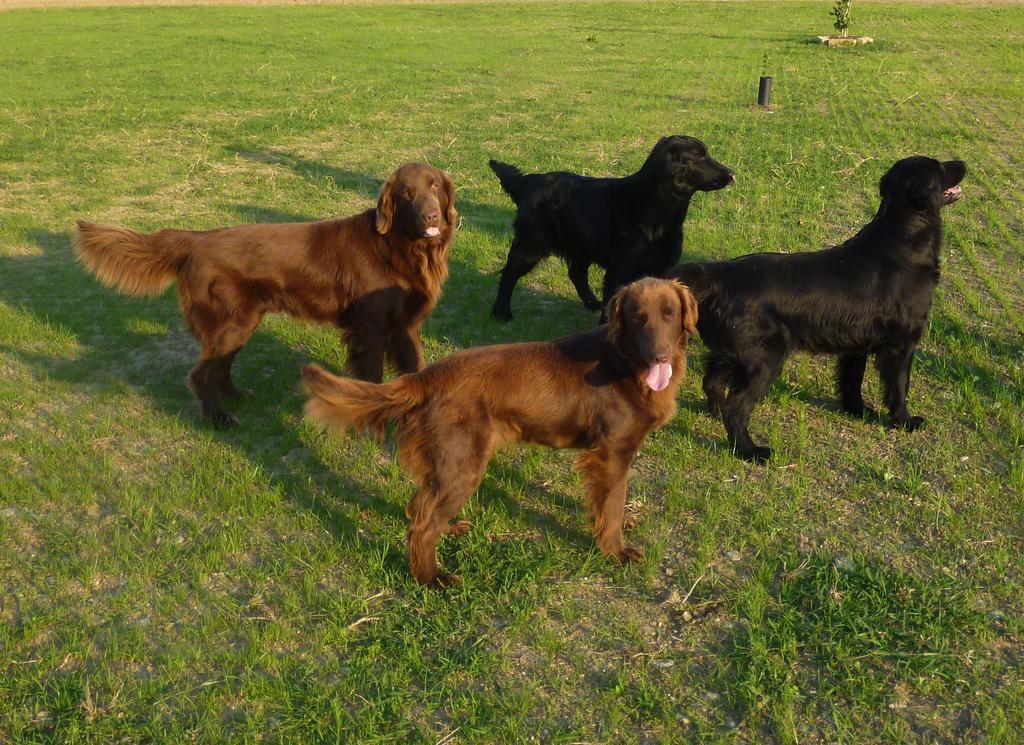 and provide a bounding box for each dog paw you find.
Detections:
[738,445,772,464]
[616,545,644,564]
[491,306,513,323]
[583,298,603,312]
[844,403,878,421]
[448,520,472,537]
[209,411,239,428]
[892,415,925,432]
[431,572,463,589]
